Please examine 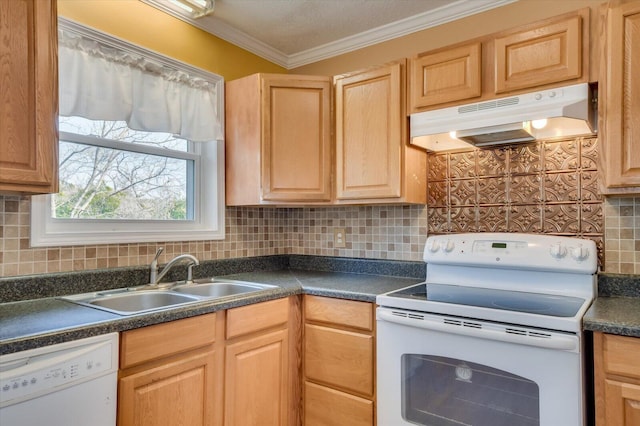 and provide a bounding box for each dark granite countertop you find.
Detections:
[583,297,640,338]
[583,273,640,338]
[0,267,422,355]
[4,257,638,355]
